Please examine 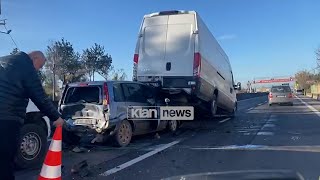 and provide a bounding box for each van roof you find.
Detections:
[144,10,197,18]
